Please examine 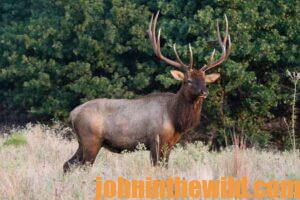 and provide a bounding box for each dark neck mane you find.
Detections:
[168,87,204,133]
